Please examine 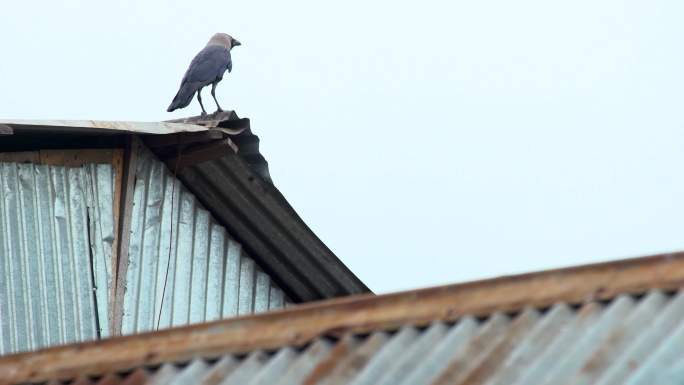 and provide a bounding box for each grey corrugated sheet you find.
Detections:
[48,289,684,385]
[0,162,115,354]
[122,147,286,335]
